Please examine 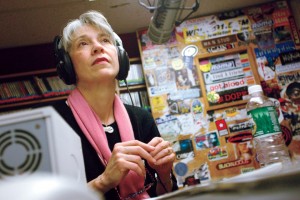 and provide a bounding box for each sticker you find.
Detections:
[208,146,228,161]
[156,115,181,139]
[177,99,191,114]
[203,67,247,84]
[210,59,237,73]
[183,56,194,70]
[150,96,168,113]
[206,78,247,93]
[182,45,198,57]
[207,43,235,53]
[241,167,255,174]
[227,132,253,143]
[175,139,194,159]
[215,119,229,136]
[195,132,220,150]
[279,50,300,65]
[174,162,188,176]
[229,120,254,133]
[198,60,212,72]
[168,101,179,114]
[225,107,238,117]
[217,159,251,170]
[171,58,184,70]
[207,91,220,103]
[201,35,237,48]
[214,86,248,105]
[191,99,203,114]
